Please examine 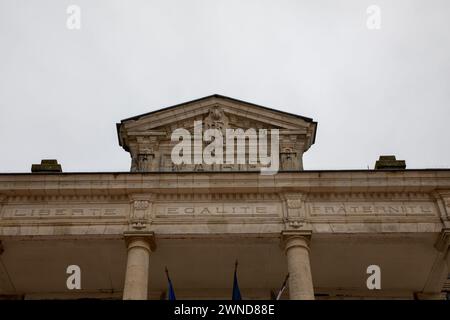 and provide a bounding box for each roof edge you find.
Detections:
[119,94,315,123]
